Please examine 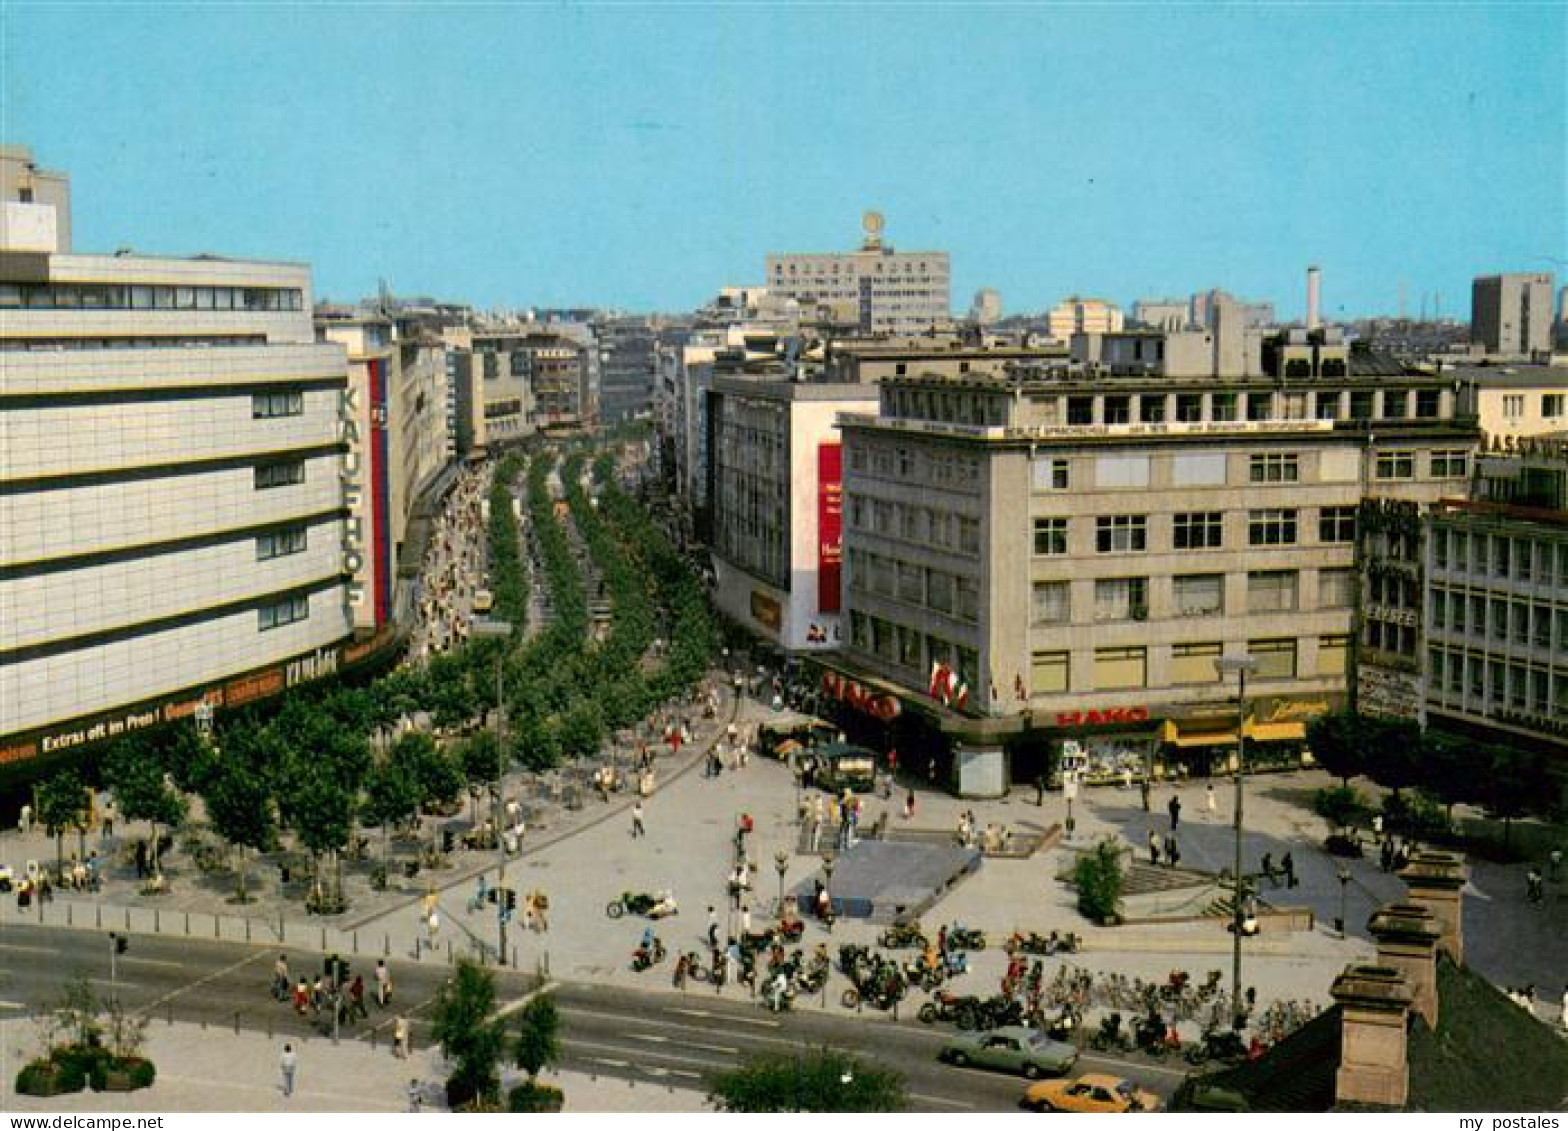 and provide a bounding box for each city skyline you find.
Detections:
[4,3,1563,317]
